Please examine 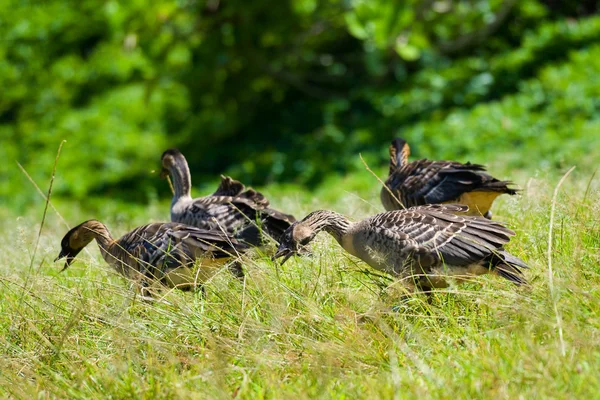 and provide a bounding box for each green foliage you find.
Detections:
[390,43,600,170]
[1,0,600,212]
